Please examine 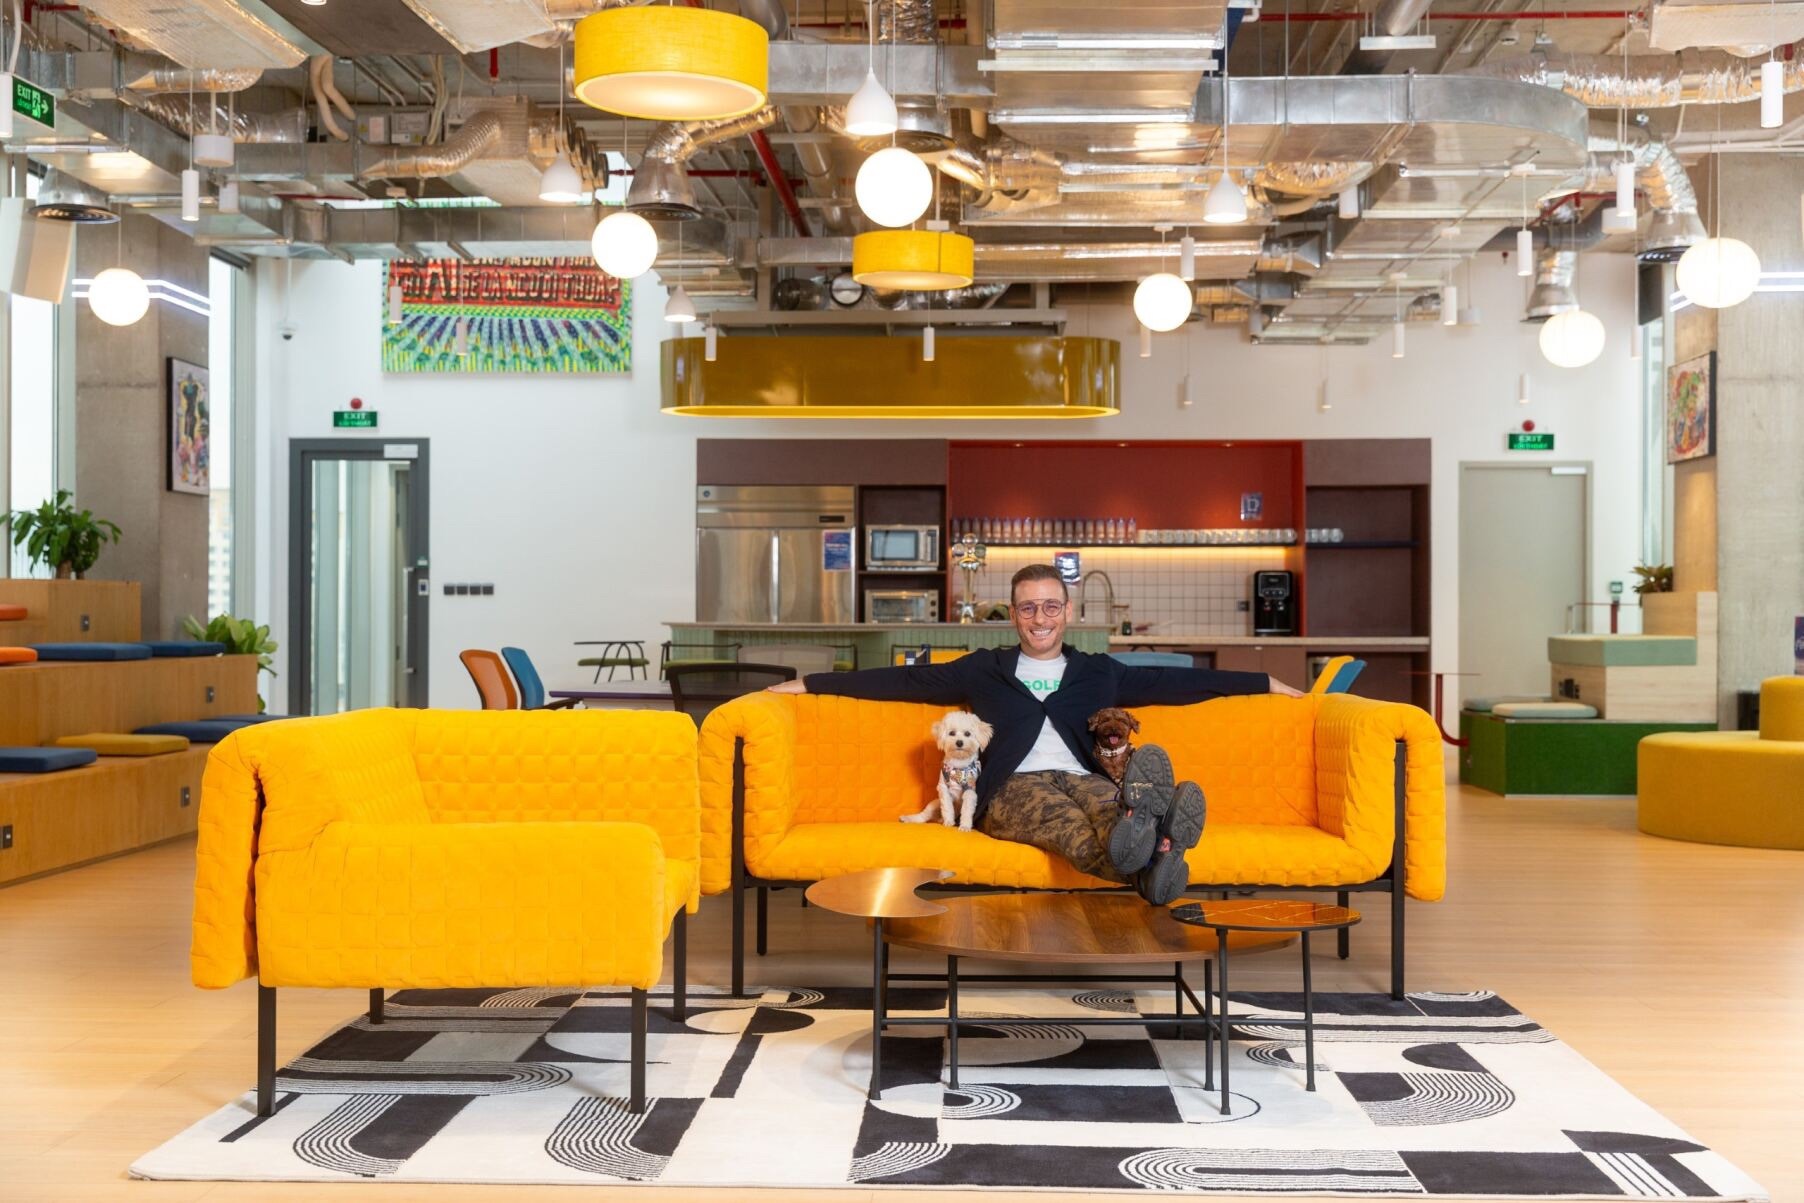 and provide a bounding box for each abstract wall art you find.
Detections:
[1665,351,1715,464]
[166,357,210,495]
[381,257,632,375]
